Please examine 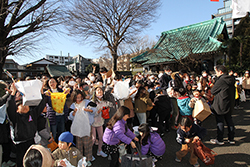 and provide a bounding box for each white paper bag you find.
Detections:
[15,80,43,106]
[112,79,130,100]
